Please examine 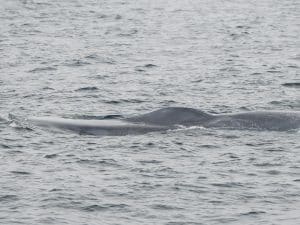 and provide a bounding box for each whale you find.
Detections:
[28,107,300,135]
